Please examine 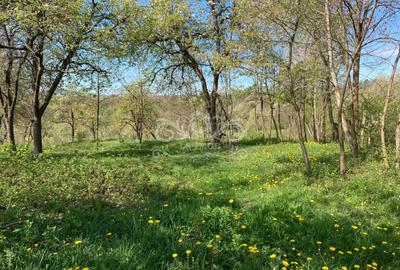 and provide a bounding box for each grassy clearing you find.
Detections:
[1,139,400,270]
